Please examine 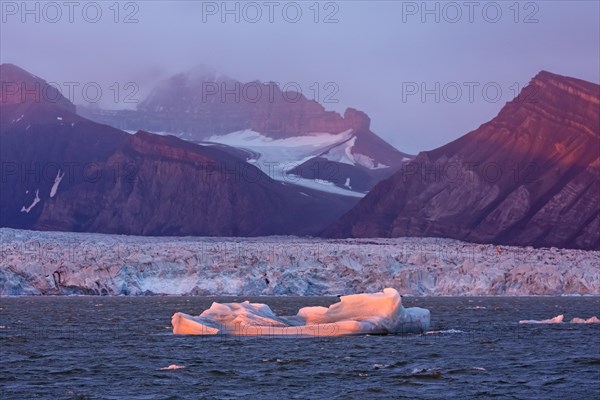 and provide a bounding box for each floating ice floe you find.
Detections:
[160,364,185,370]
[519,315,564,324]
[171,288,430,336]
[570,316,600,324]
[519,315,600,324]
[424,329,465,335]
